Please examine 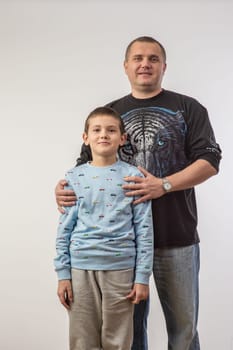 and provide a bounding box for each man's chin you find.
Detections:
[138,83,156,91]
